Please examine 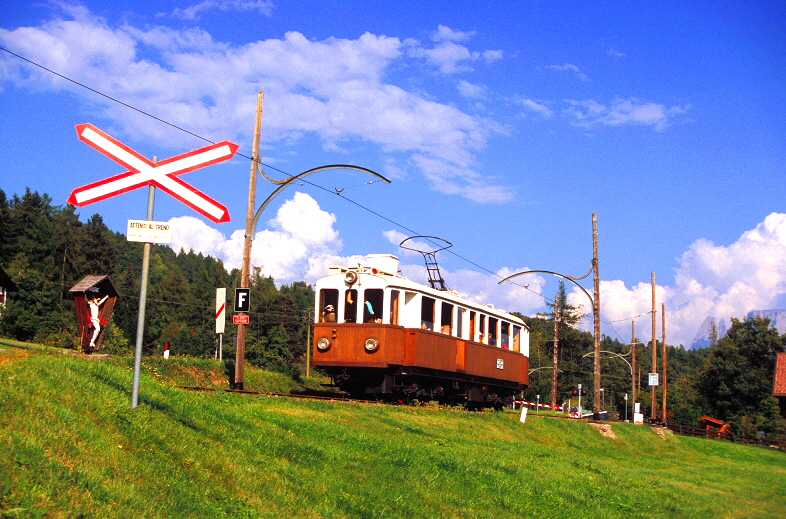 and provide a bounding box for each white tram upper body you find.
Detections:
[311,254,530,405]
